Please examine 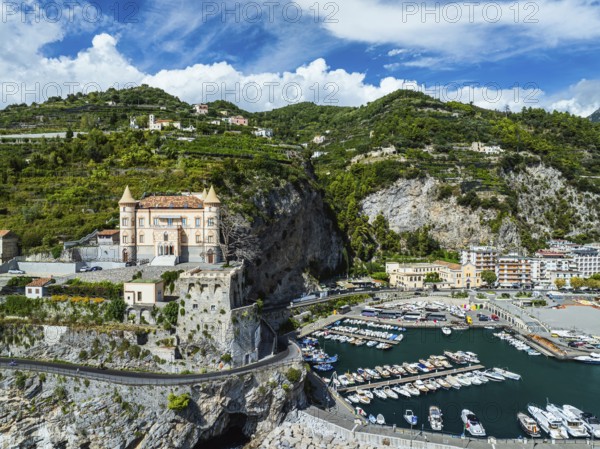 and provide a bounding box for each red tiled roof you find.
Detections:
[138,195,204,209]
[0,230,15,237]
[98,230,120,236]
[27,278,53,288]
